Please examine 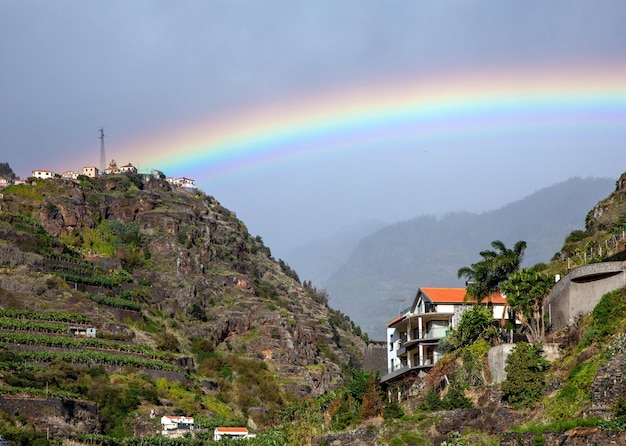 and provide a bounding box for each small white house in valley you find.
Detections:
[213,427,256,441]
[161,415,194,437]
